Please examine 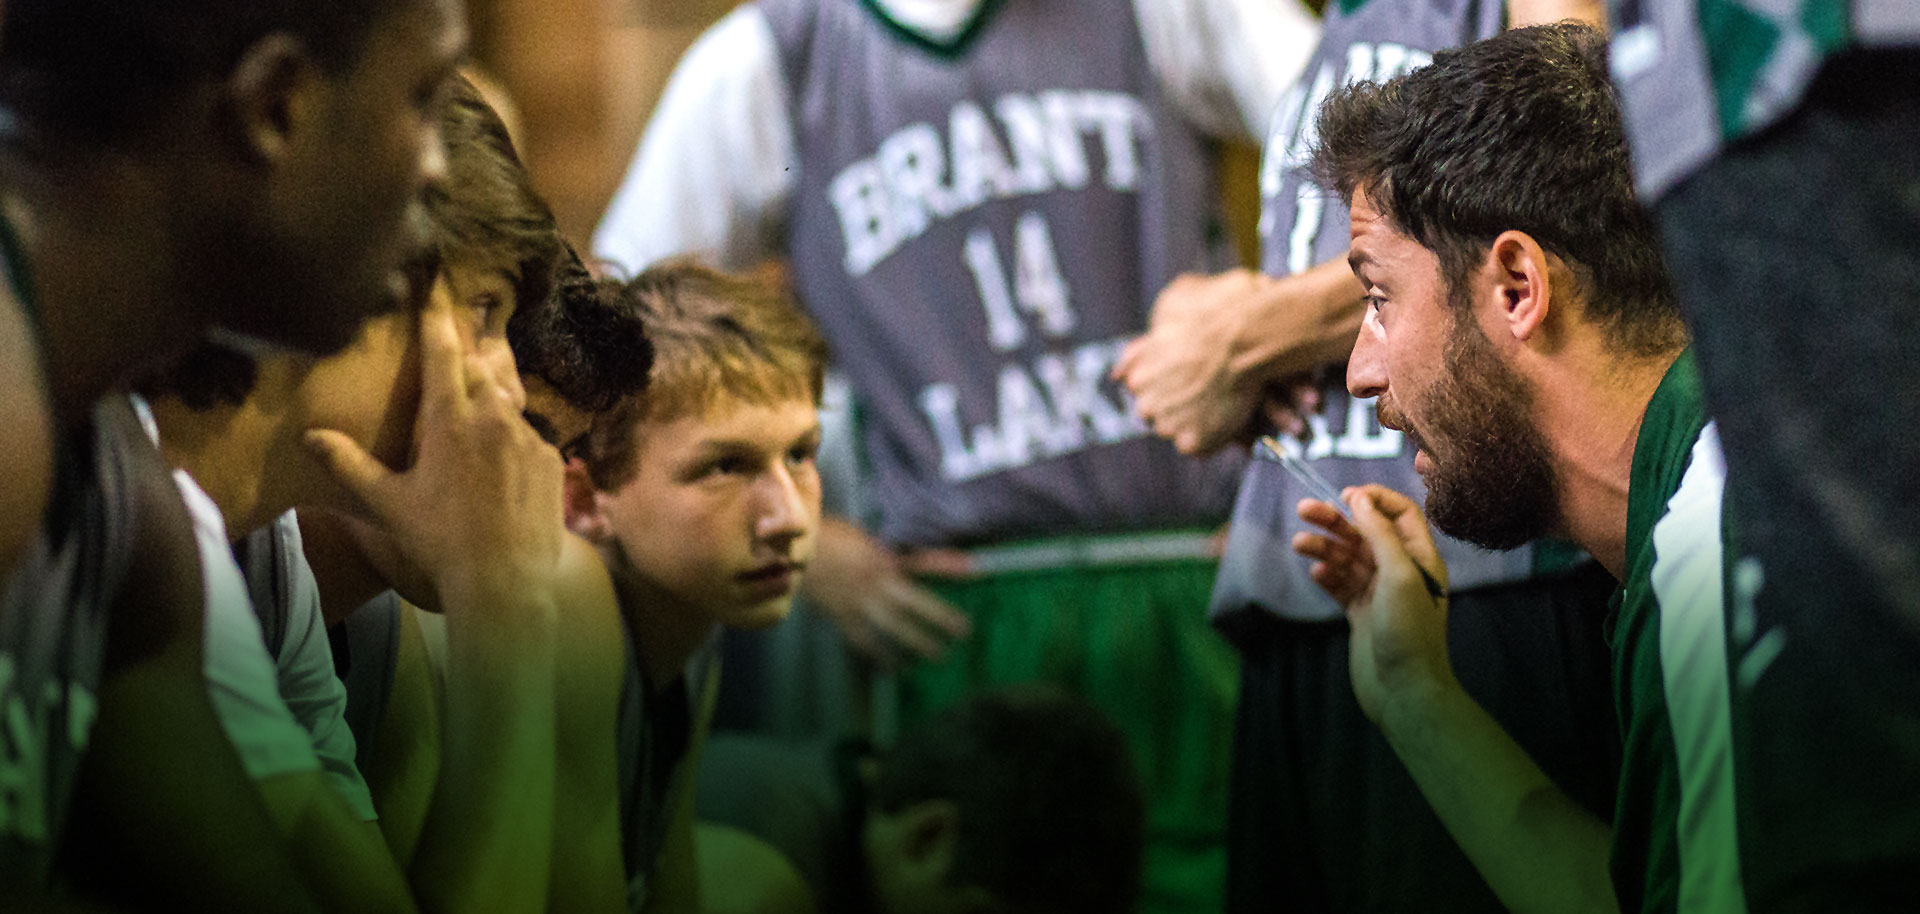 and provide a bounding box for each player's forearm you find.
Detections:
[408,595,561,914]
[1224,258,1367,389]
[1378,679,1619,914]
[547,537,632,914]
